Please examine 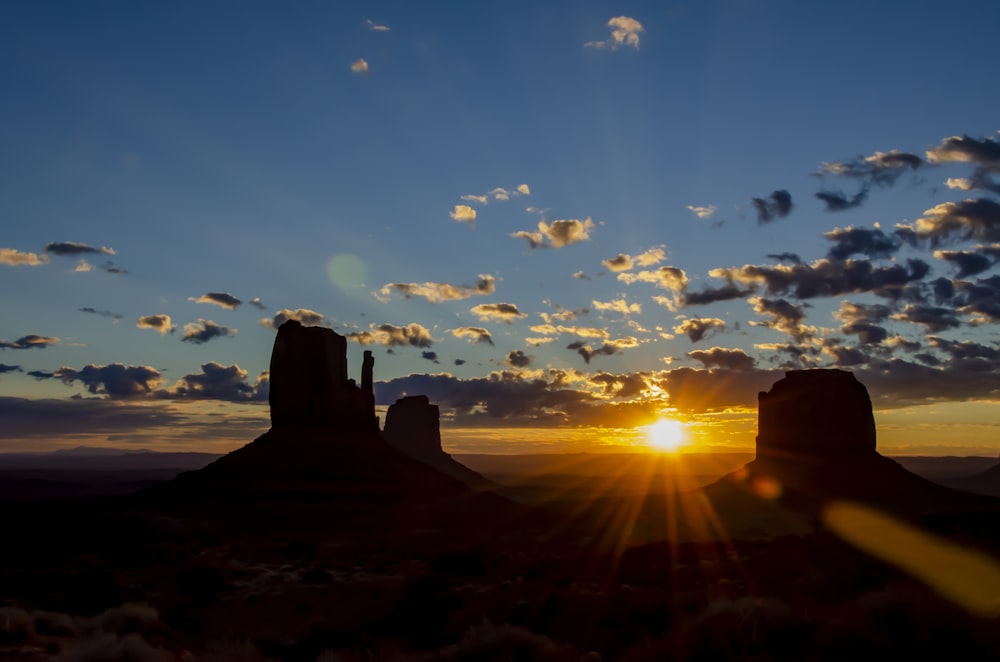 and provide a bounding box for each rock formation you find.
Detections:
[268,320,377,433]
[755,369,876,460]
[383,395,492,489]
